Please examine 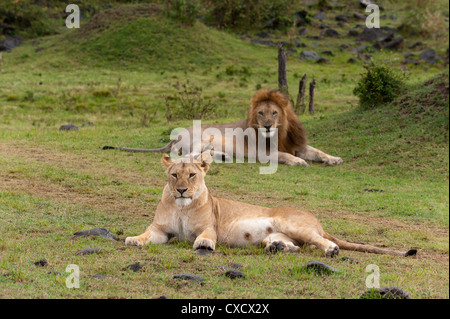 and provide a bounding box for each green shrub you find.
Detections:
[353,62,407,110]
[163,0,203,26]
